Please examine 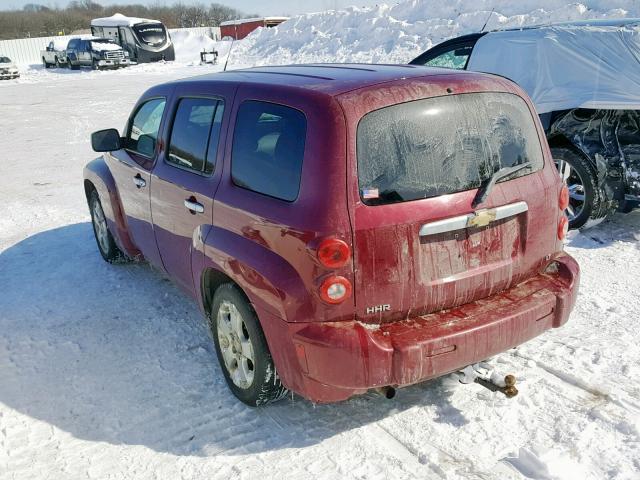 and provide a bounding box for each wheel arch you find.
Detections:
[196,226,313,324]
[200,267,239,318]
[83,156,139,257]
